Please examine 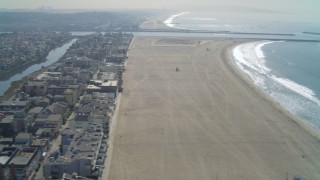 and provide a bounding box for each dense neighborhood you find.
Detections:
[0,11,147,32]
[0,32,72,79]
[0,32,132,179]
